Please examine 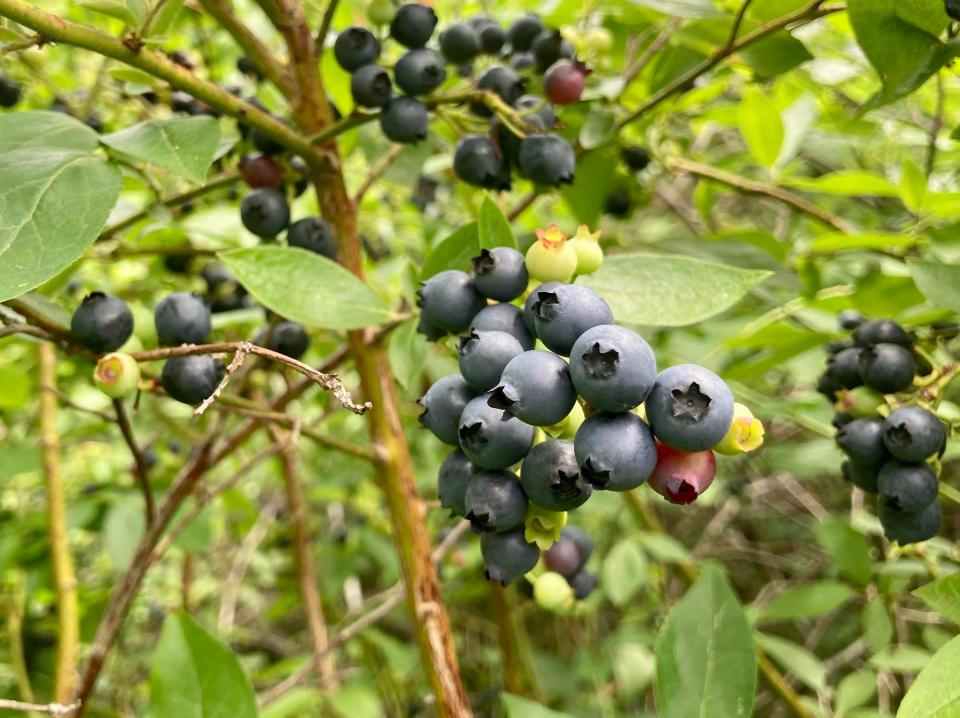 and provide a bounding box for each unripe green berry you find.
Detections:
[525,225,578,282]
[583,27,613,53]
[366,0,396,26]
[534,571,575,613]
[94,352,141,399]
[568,224,604,276]
[713,402,764,455]
[838,387,885,419]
